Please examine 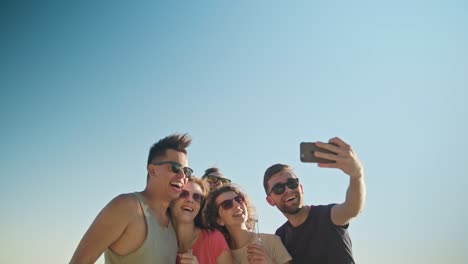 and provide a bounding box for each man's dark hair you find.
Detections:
[263,163,294,194]
[147,133,192,165]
